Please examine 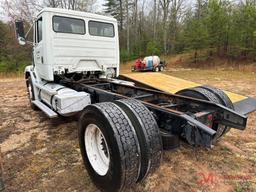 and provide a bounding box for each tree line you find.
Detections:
[0,0,256,73]
[0,21,31,73]
[105,0,256,62]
